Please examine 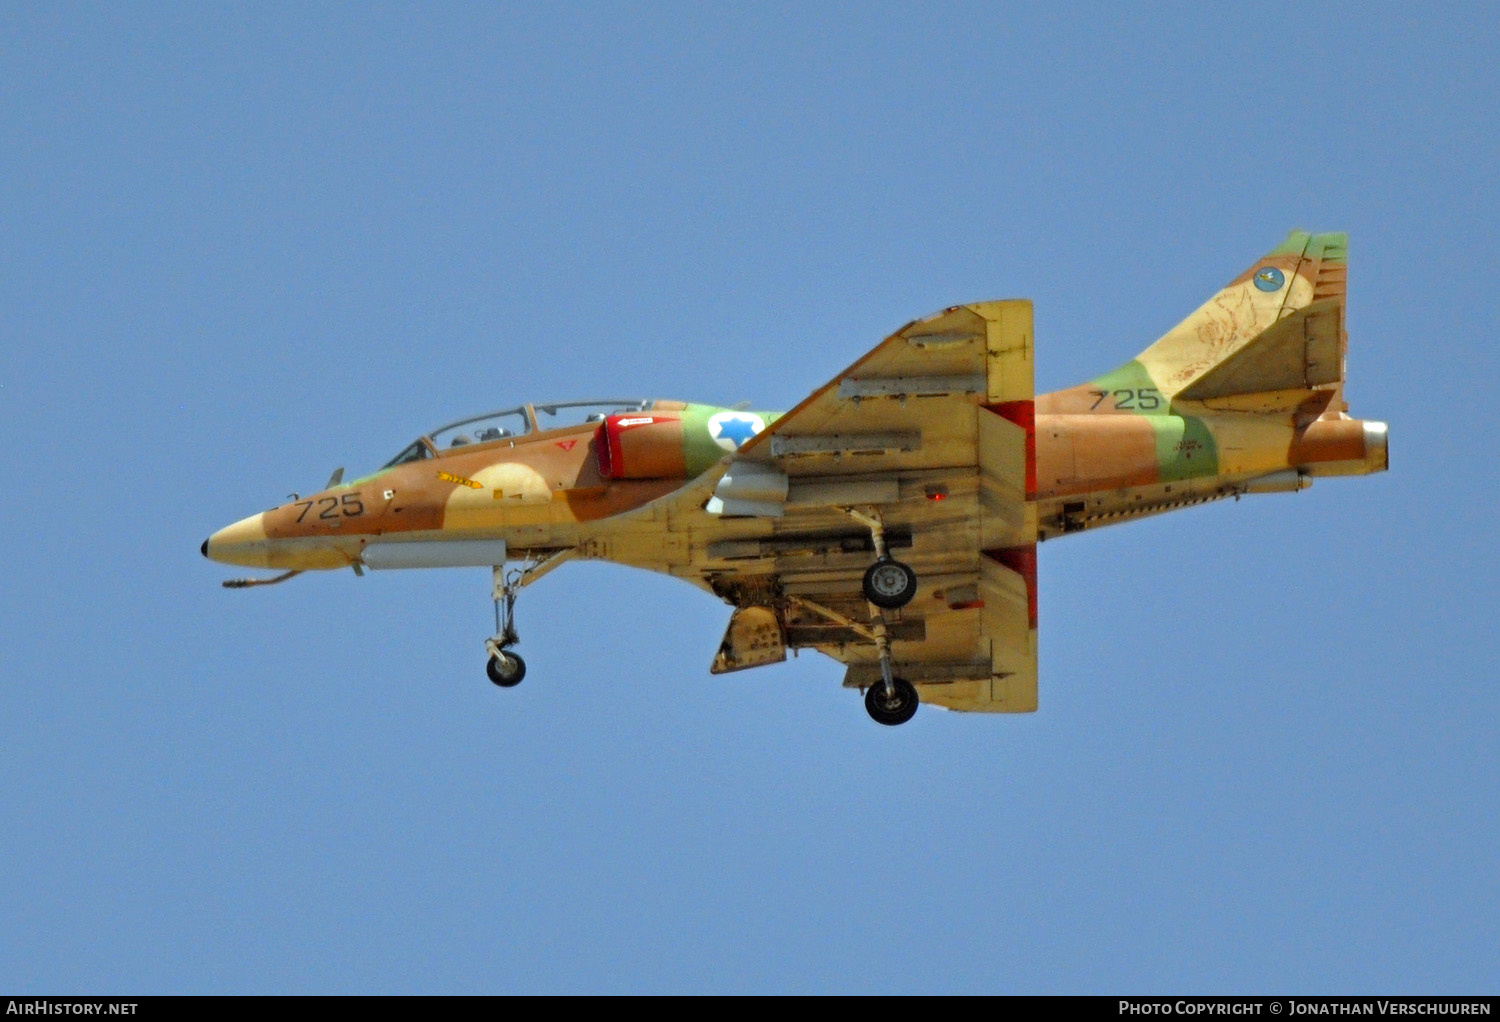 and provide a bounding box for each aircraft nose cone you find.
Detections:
[204,513,271,568]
